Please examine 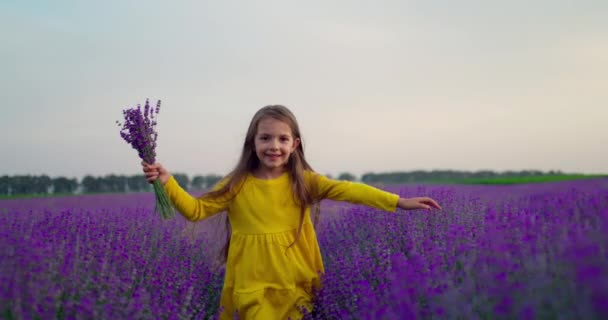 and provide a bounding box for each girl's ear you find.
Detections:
[293,137,301,151]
